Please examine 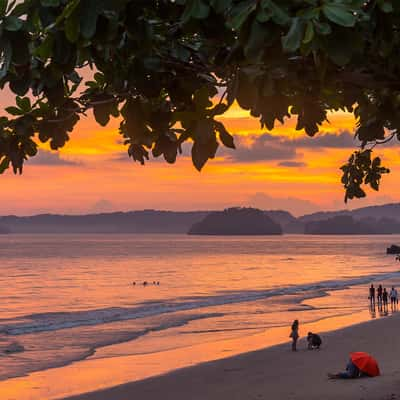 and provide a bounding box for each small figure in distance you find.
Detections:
[153,281,156,285]
[143,281,148,286]
[383,288,389,312]
[307,332,322,350]
[369,284,375,307]
[377,284,383,307]
[390,286,397,310]
[157,281,160,285]
[328,359,364,379]
[289,319,299,352]
[132,282,136,286]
